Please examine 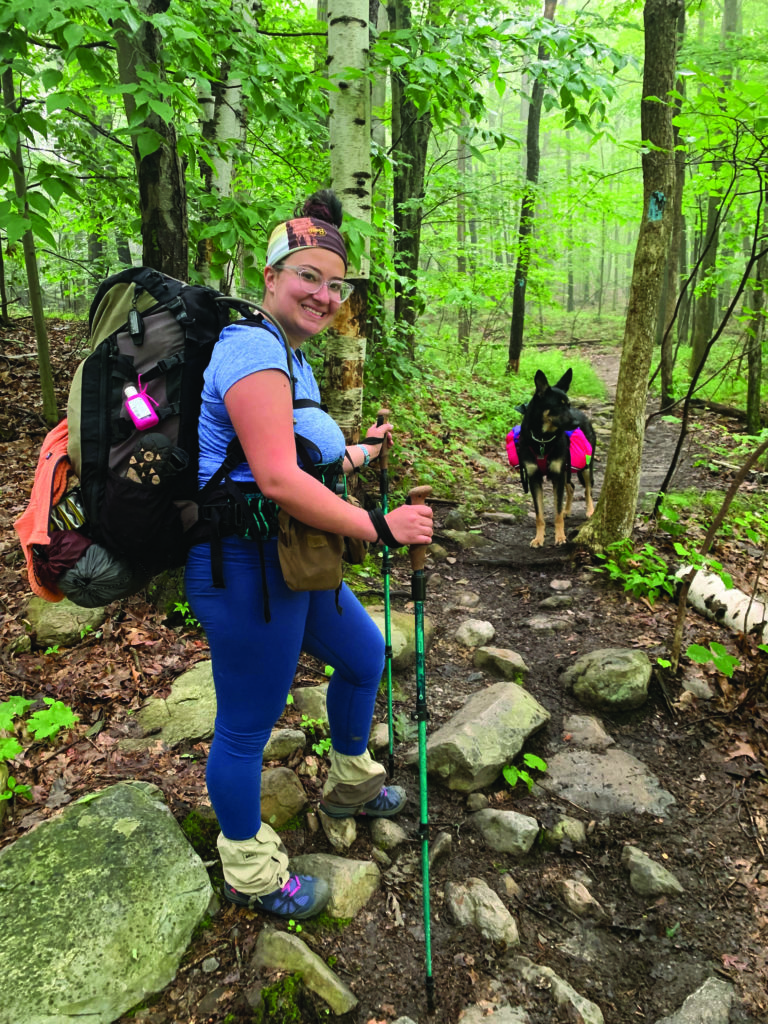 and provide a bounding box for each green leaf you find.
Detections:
[26,699,79,742]
[0,696,35,731]
[0,736,24,761]
[46,92,74,115]
[1,212,31,246]
[134,127,165,161]
[41,68,63,91]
